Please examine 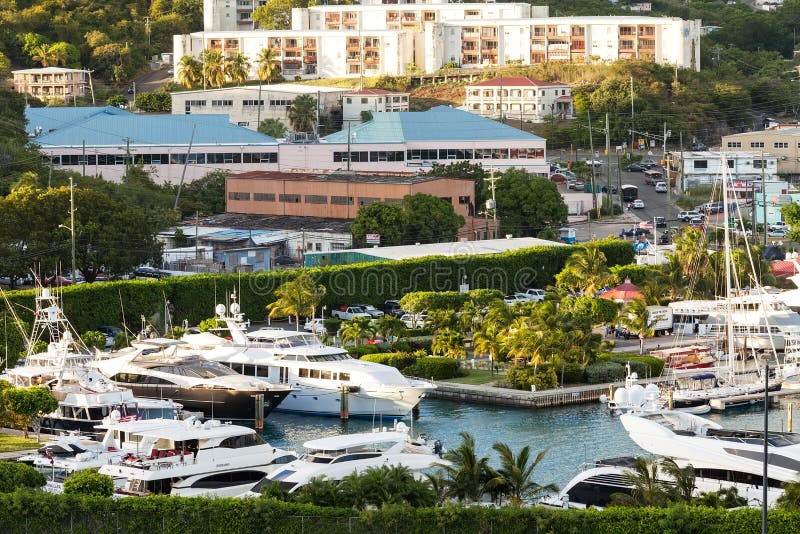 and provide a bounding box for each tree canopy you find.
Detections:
[493,169,568,237]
